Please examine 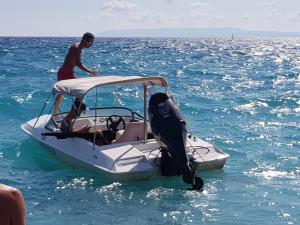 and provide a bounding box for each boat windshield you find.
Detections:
[45,106,144,132]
